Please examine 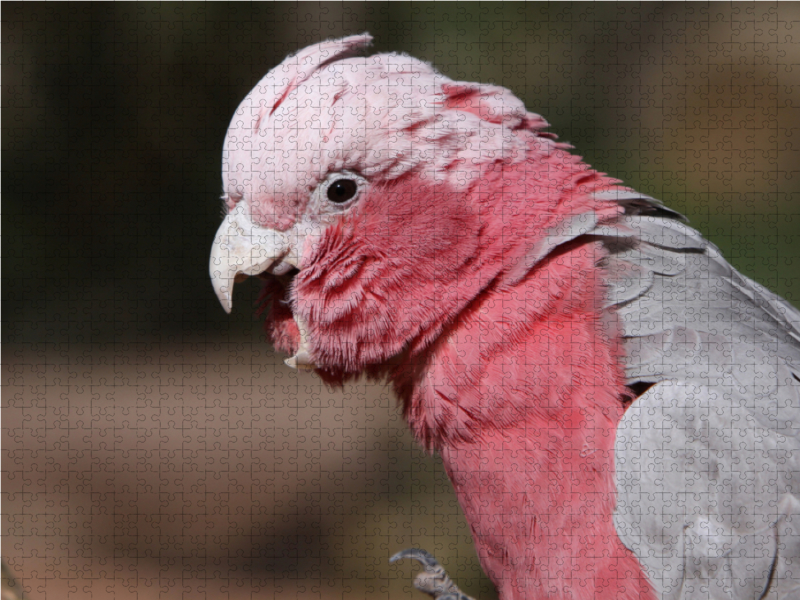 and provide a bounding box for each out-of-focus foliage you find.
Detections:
[3,3,800,600]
